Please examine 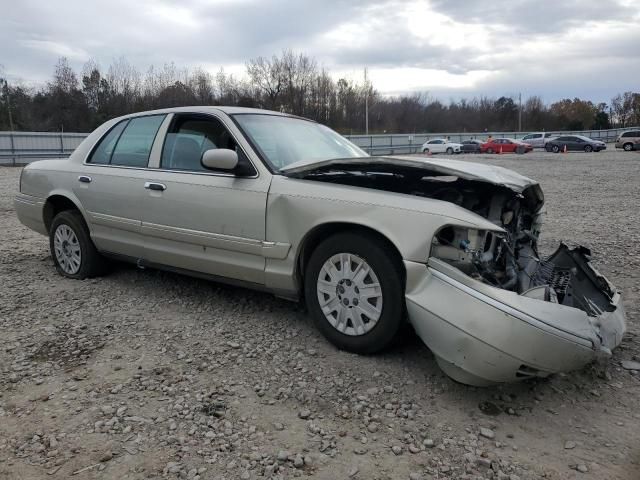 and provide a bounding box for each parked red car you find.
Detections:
[480,138,533,154]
